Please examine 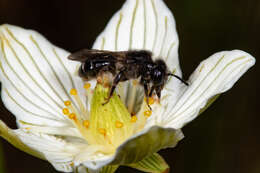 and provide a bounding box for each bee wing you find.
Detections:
[68,49,127,62]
